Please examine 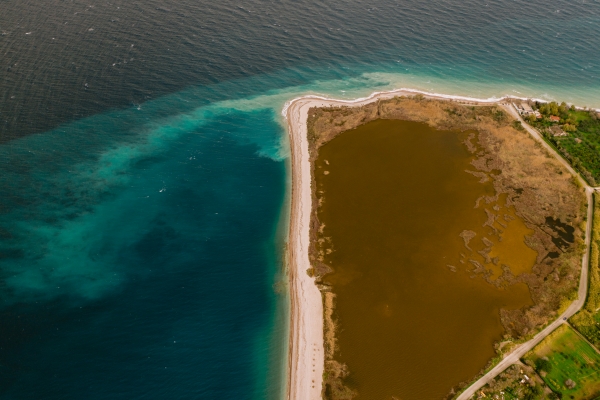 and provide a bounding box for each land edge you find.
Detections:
[282,87,596,400]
